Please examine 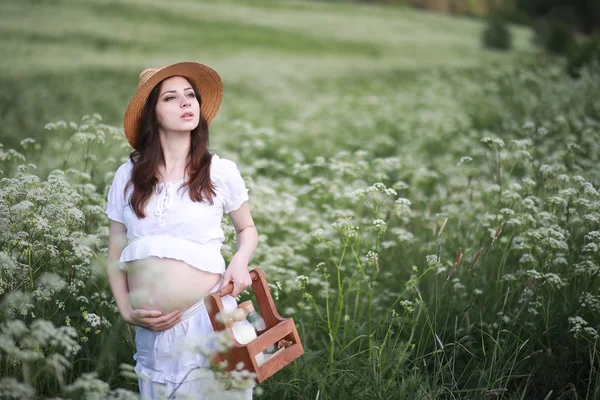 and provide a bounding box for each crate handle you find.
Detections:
[206,268,285,333]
